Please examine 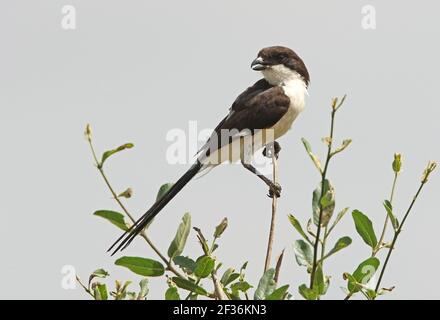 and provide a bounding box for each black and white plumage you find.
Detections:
[109,46,310,255]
